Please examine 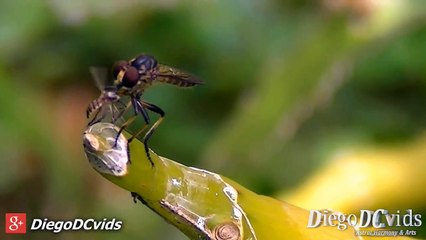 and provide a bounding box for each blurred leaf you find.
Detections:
[0,1,53,62]
[281,133,426,212]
